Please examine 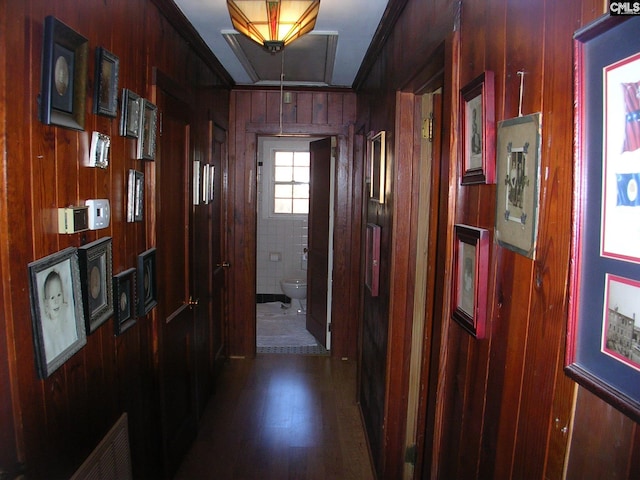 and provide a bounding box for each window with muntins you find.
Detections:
[272,150,310,215]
